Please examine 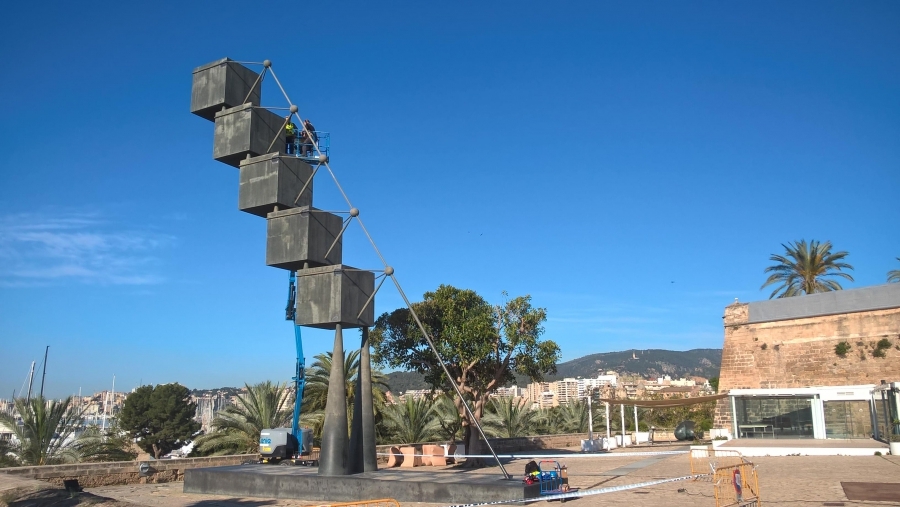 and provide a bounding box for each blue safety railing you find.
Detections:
[288,131,330,163]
